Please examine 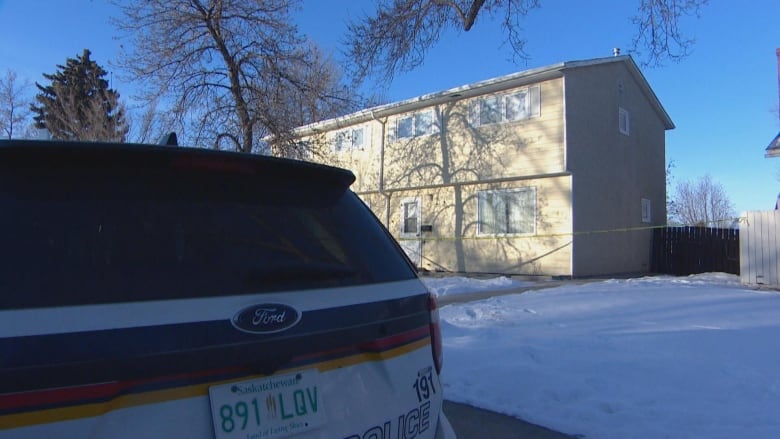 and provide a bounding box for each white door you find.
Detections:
[399,197,422,267]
